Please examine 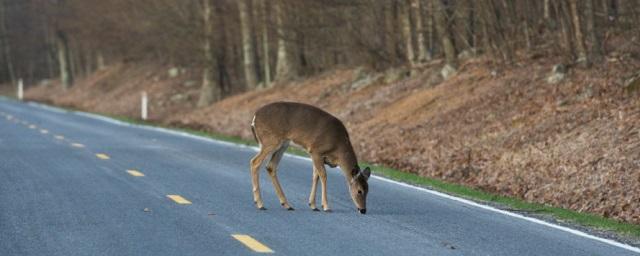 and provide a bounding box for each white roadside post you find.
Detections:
[17,79,23,101]
[141,91,148,120]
